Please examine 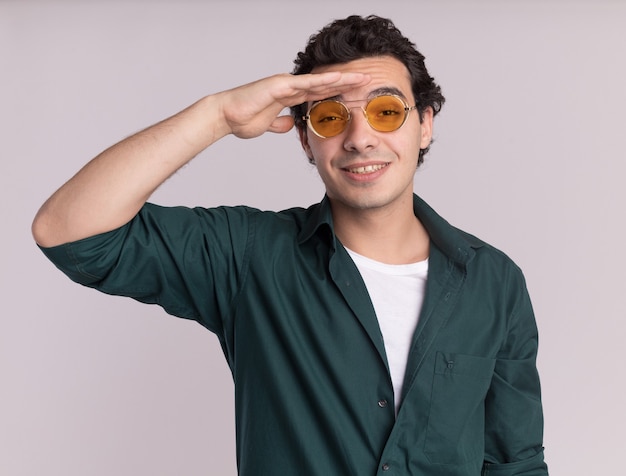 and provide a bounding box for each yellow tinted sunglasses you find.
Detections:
[303,94,417,138]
